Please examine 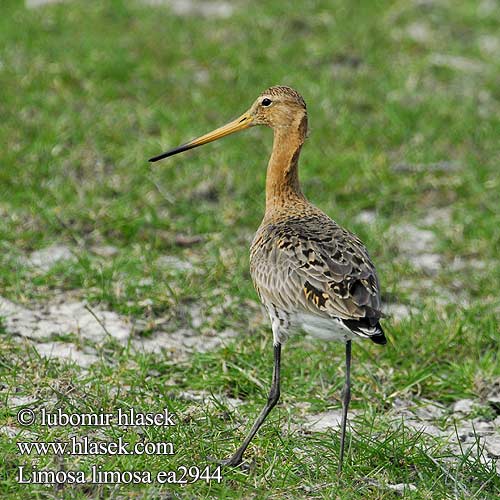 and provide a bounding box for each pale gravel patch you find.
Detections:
[90,245,119,257]
[392,398,446,423]
[452,399,478,414]
[383,303,416,321]
[356,206,477,309]
[362,478,419,496]
[387,483,418,494]
[428,54,487,73]
[391,160,463,173]
[189,303,205,329]
[421,207,452,227]
[21,243,119,270]
[390,399,500,473]
[297,409,360,433]
[156,255,197,272]
[1,290,241,366]
[193,68,210,85]
[478,0,497,17]
[0,296,131,342]
[0,425,37,439]
[409,253,442,274]
[449,257,487,272]
[354,210,377,225]
[7,395,39,407]
[478,35,500,56]
[141,0,234,18]
[390,223,443,274]
[398,278,470,307]
[34,342,99,367]
[0,425,23,438]
[25,0,66,7]
[301,410,342,432]
[391,225,436,255]
[297,398,500,473]
[0,295,126,368]
[132,328,237,359]
[483,381,500,413]
[173,390,243,409]
[187,298,240,330]
[26,244,76,271]
[488,396,500,412]
[405,22,433,43]
[486,437,500,457]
